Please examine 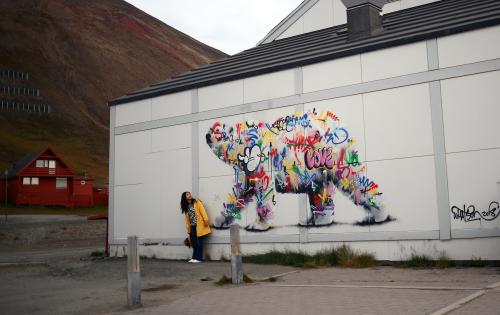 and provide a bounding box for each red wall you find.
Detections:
[93,187,108,206]
[73,179,94,207]
[15,177,73,207]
